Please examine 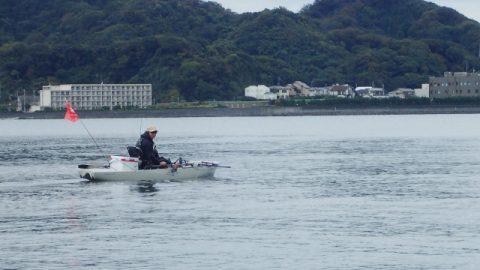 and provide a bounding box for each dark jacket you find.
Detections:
[136,132,170,168]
